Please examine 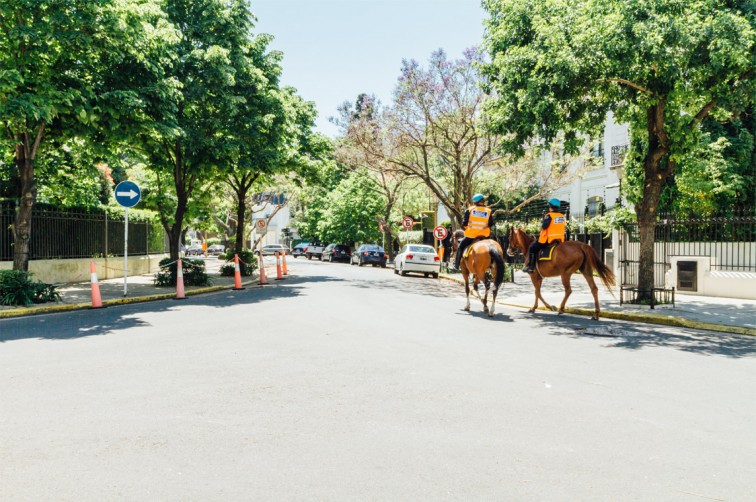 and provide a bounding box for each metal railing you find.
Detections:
[1,202,167,261]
